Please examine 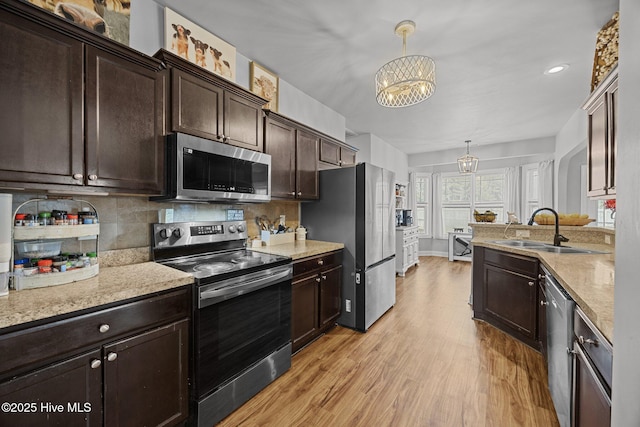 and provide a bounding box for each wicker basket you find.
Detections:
[473,211,496,223]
